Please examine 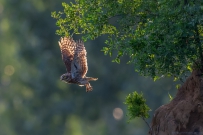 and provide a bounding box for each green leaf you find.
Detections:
[176,84,181,89]
[168,92,173,101]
